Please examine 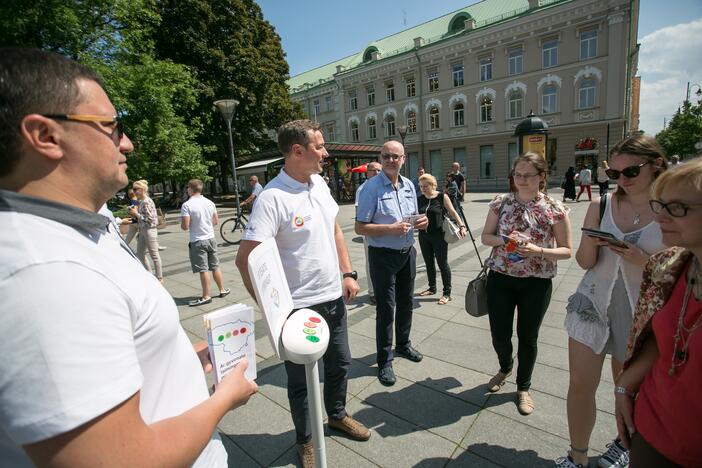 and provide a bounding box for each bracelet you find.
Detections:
[614,386,637,398]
